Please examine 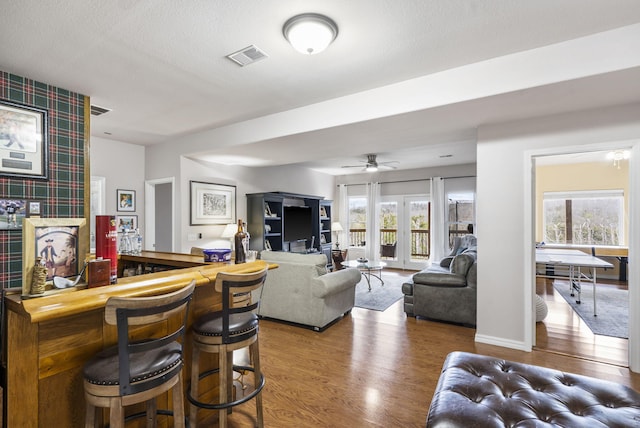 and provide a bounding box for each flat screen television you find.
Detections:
[283,206,313,243]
